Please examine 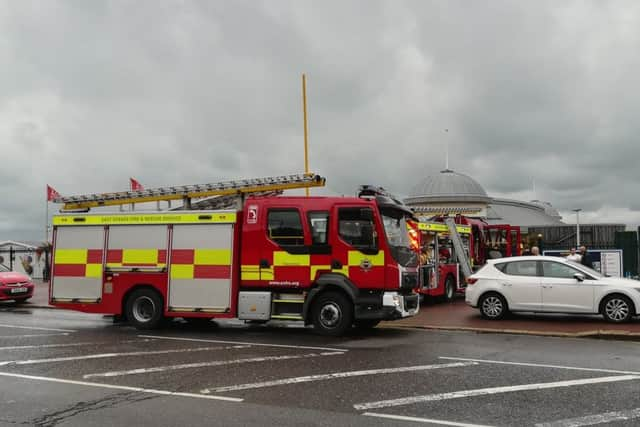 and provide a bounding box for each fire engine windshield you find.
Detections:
[380,208,418,267]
